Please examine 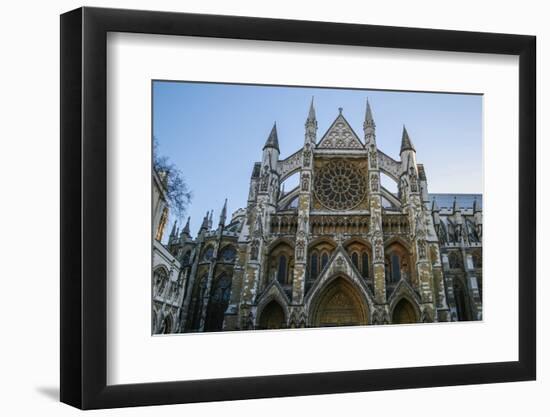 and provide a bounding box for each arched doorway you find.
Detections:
[311,277,369,327]
[258,300,286,329]
[392,298,418,324]
[205,274,232,332]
